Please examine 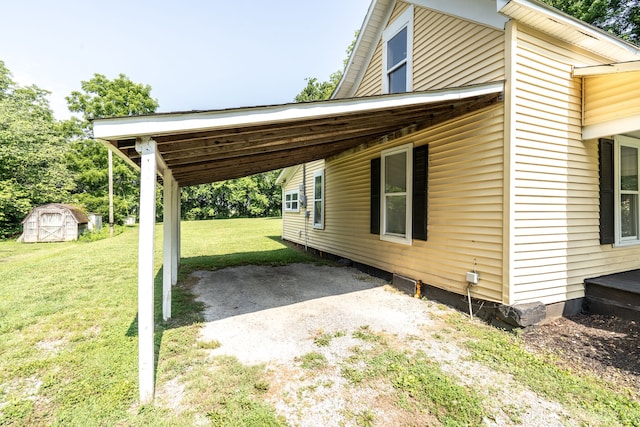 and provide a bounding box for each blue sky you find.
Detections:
[2,0,371,120]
